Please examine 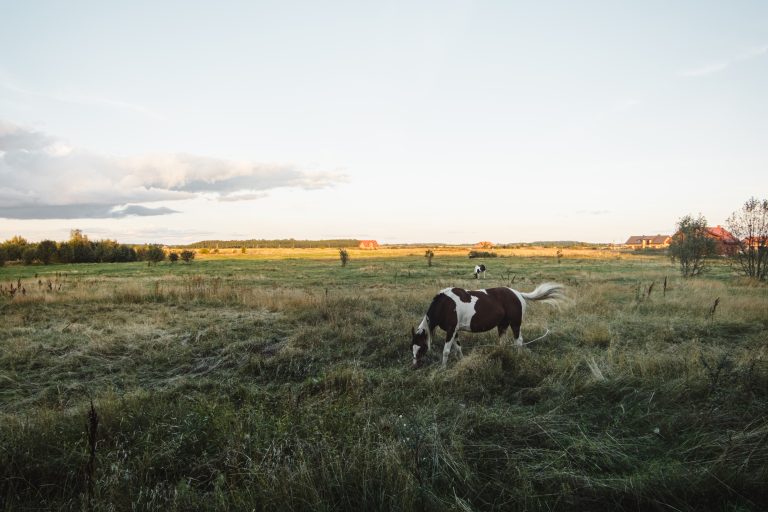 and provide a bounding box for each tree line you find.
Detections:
[0,230,194,266]
[183,238,360,249]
